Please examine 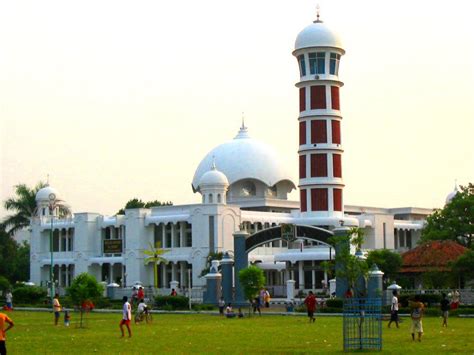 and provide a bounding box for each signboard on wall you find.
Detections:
[103,239,123,254]
[281,223,296,242]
